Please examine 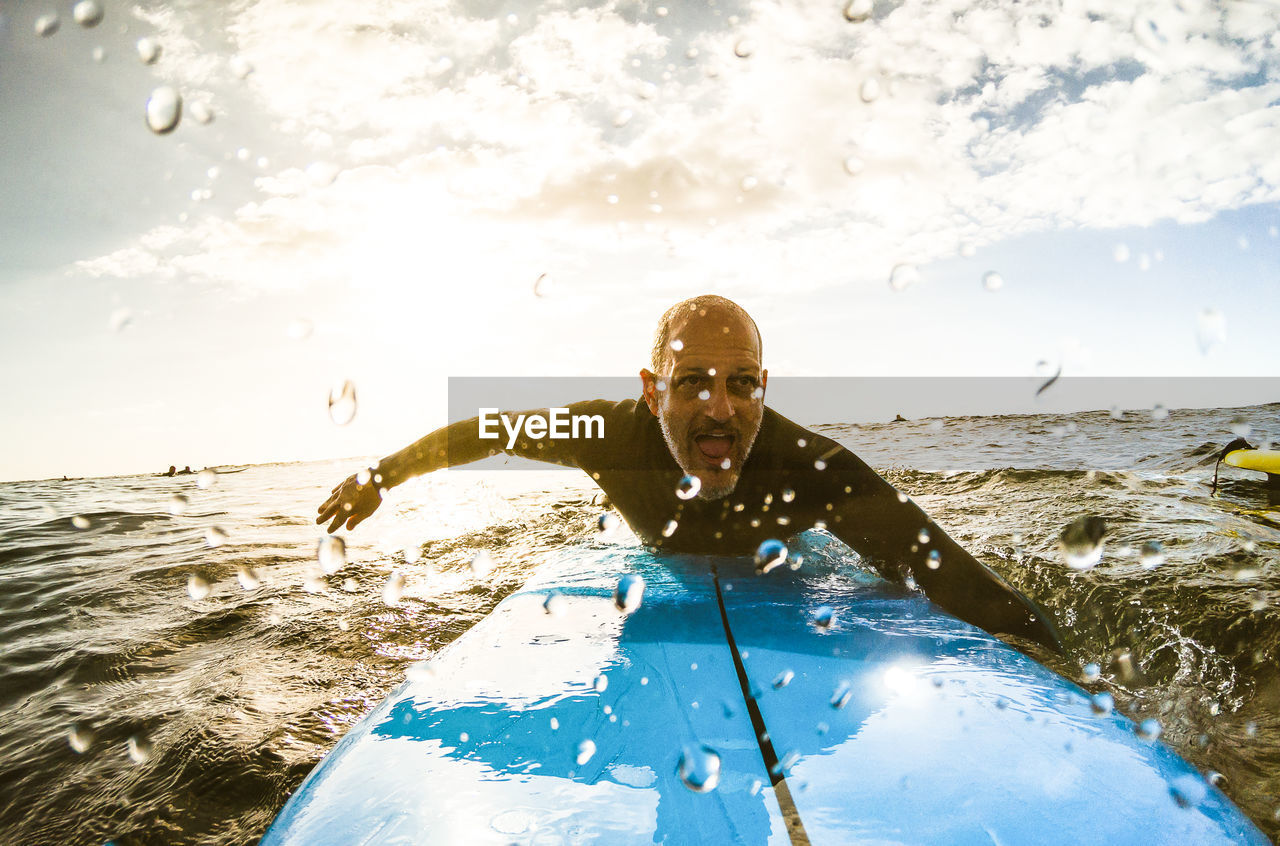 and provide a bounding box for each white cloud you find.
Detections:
[80,0,1280,302]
